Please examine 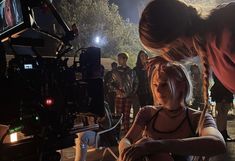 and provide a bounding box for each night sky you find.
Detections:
[109,0,145,24]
